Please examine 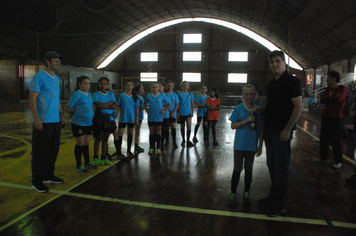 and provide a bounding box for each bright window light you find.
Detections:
[183,73,201,82]
[97,18,303,70]
[229,52,248,62]
[141,52,158,61]
[228,73,247,83]
[183,34,202,43]
[140,72,158,82]
[183,52,202,61]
